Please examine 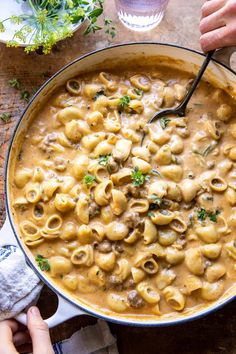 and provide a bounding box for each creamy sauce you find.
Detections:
[10,65,236,318]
